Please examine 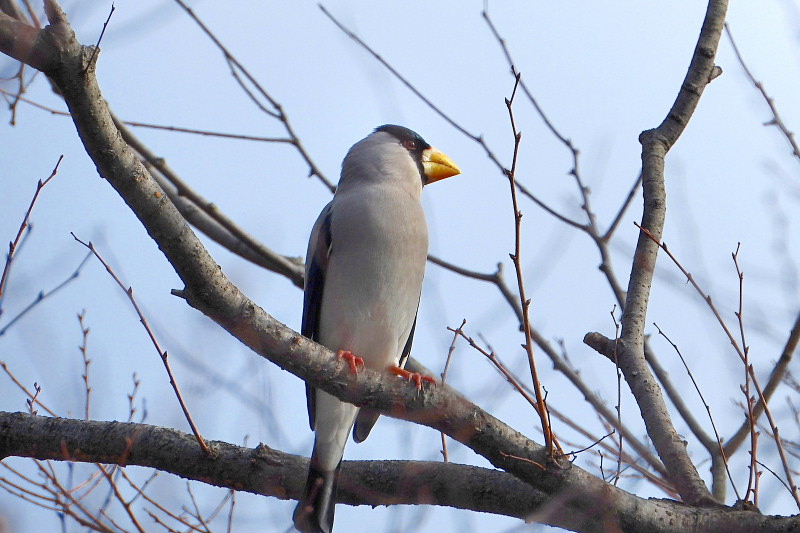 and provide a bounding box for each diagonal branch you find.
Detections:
[615,0,727,506]
[173,0,335,193]
[725,312,800,454]
[111,112,306,288]
[724,23,800,165]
